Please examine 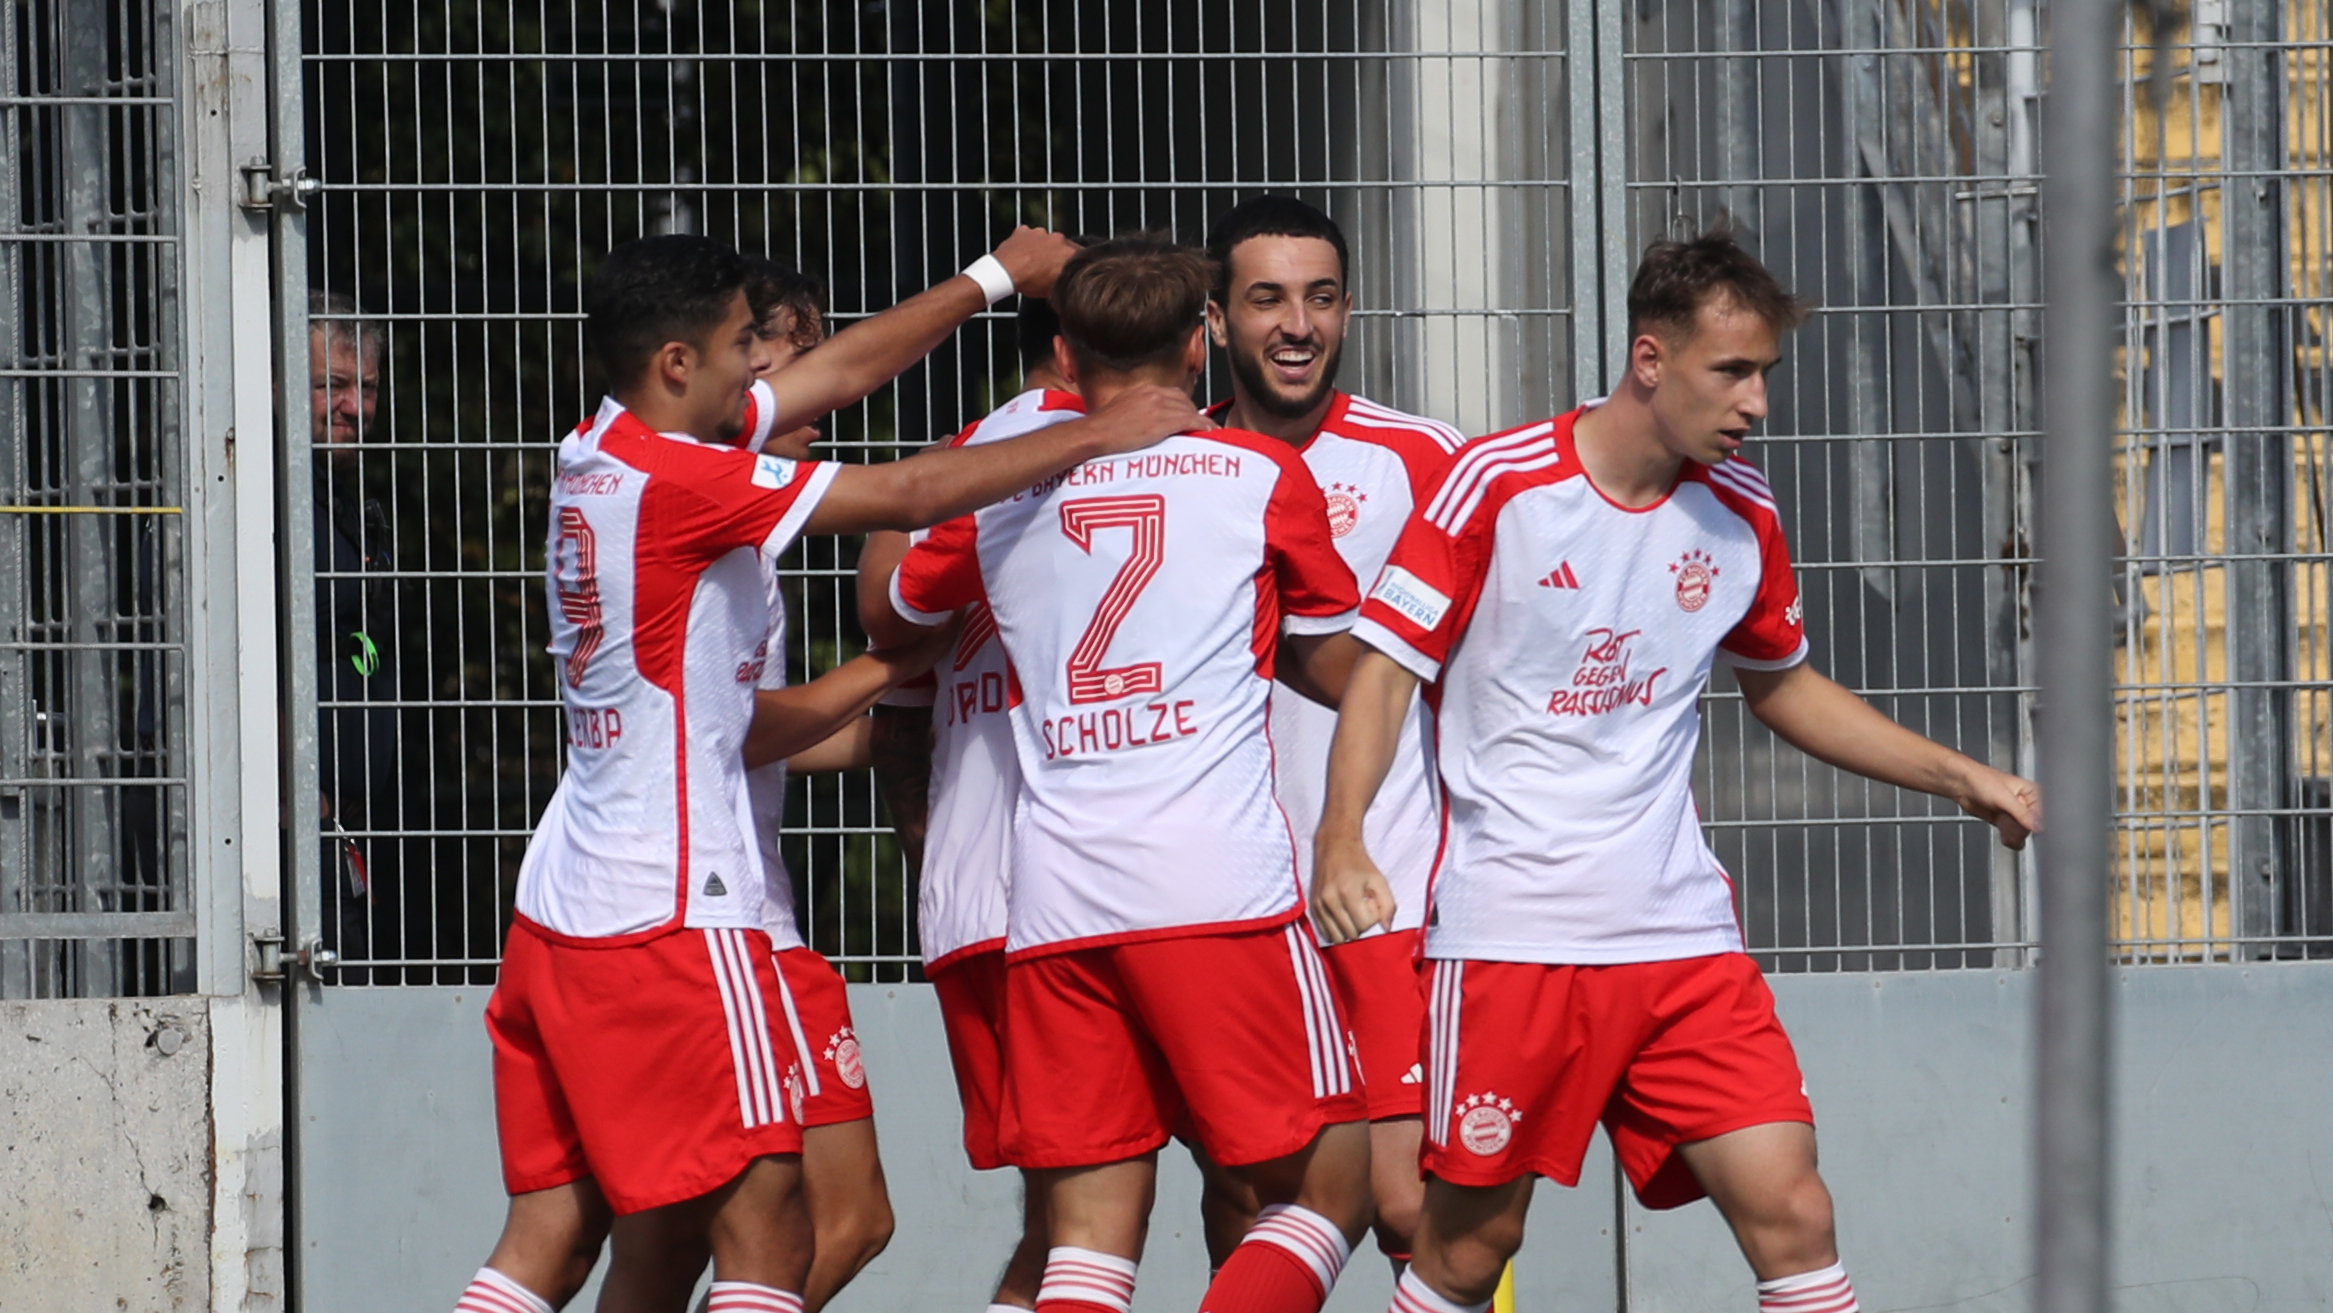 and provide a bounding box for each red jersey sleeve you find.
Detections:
[634,434,838,566]
[888,514,986,626]
[1351,476,1497,682]
[1717,507,1809,669]
[1264,457,1361,635]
